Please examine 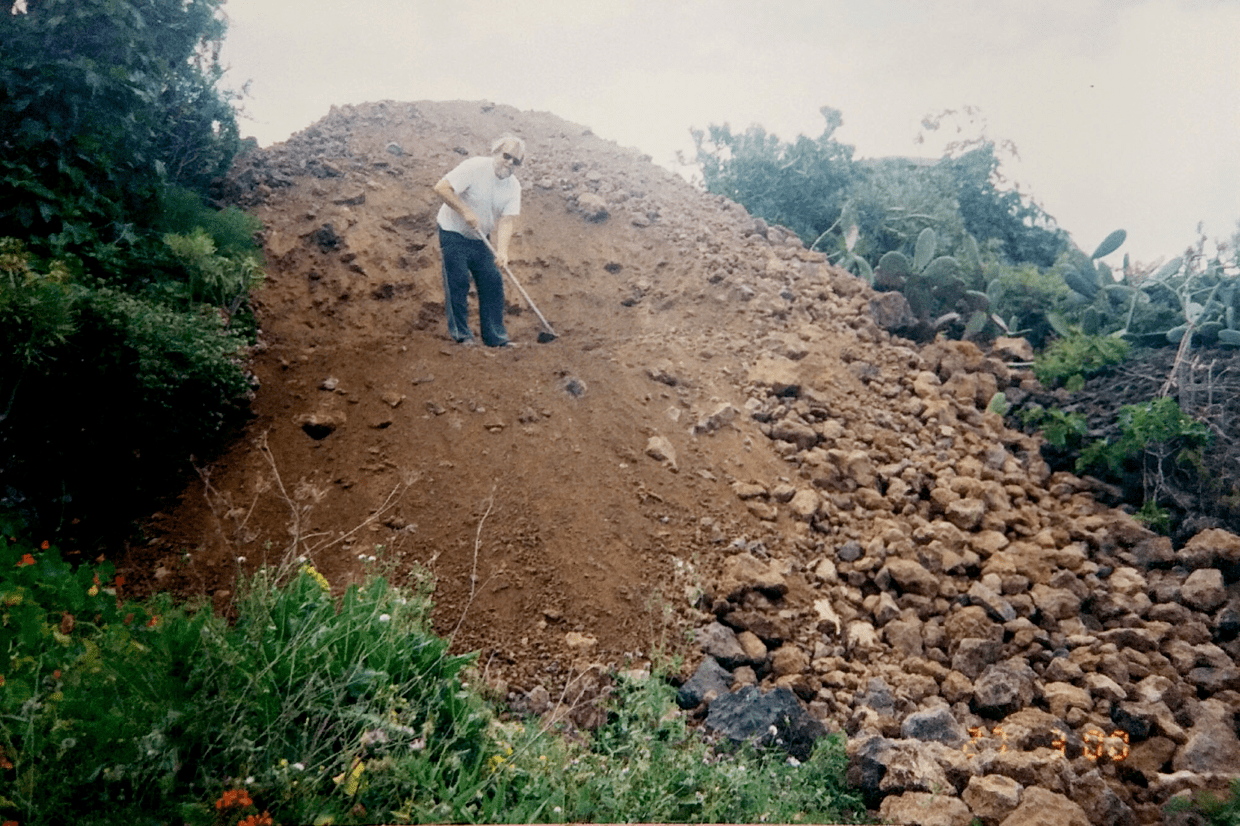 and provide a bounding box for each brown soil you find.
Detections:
[128,100,823,694]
